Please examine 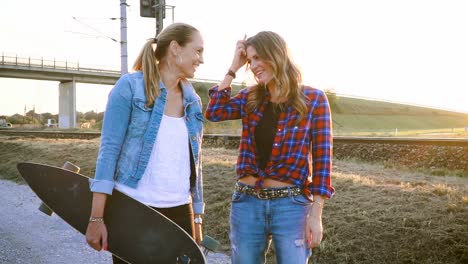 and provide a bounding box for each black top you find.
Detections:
[255,102,281,169]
